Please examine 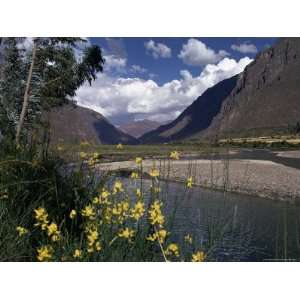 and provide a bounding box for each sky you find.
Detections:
[75,37,277,125]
